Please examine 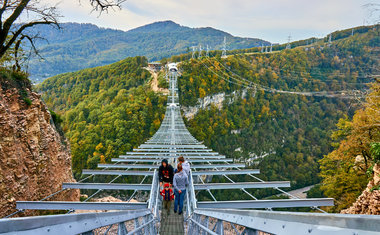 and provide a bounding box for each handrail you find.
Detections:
[193,208,380,235]
[126,217,155,235]
[148,169,157,210]
[189,170,197,212]
[0,210,151,235]
[189,217,218,235]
